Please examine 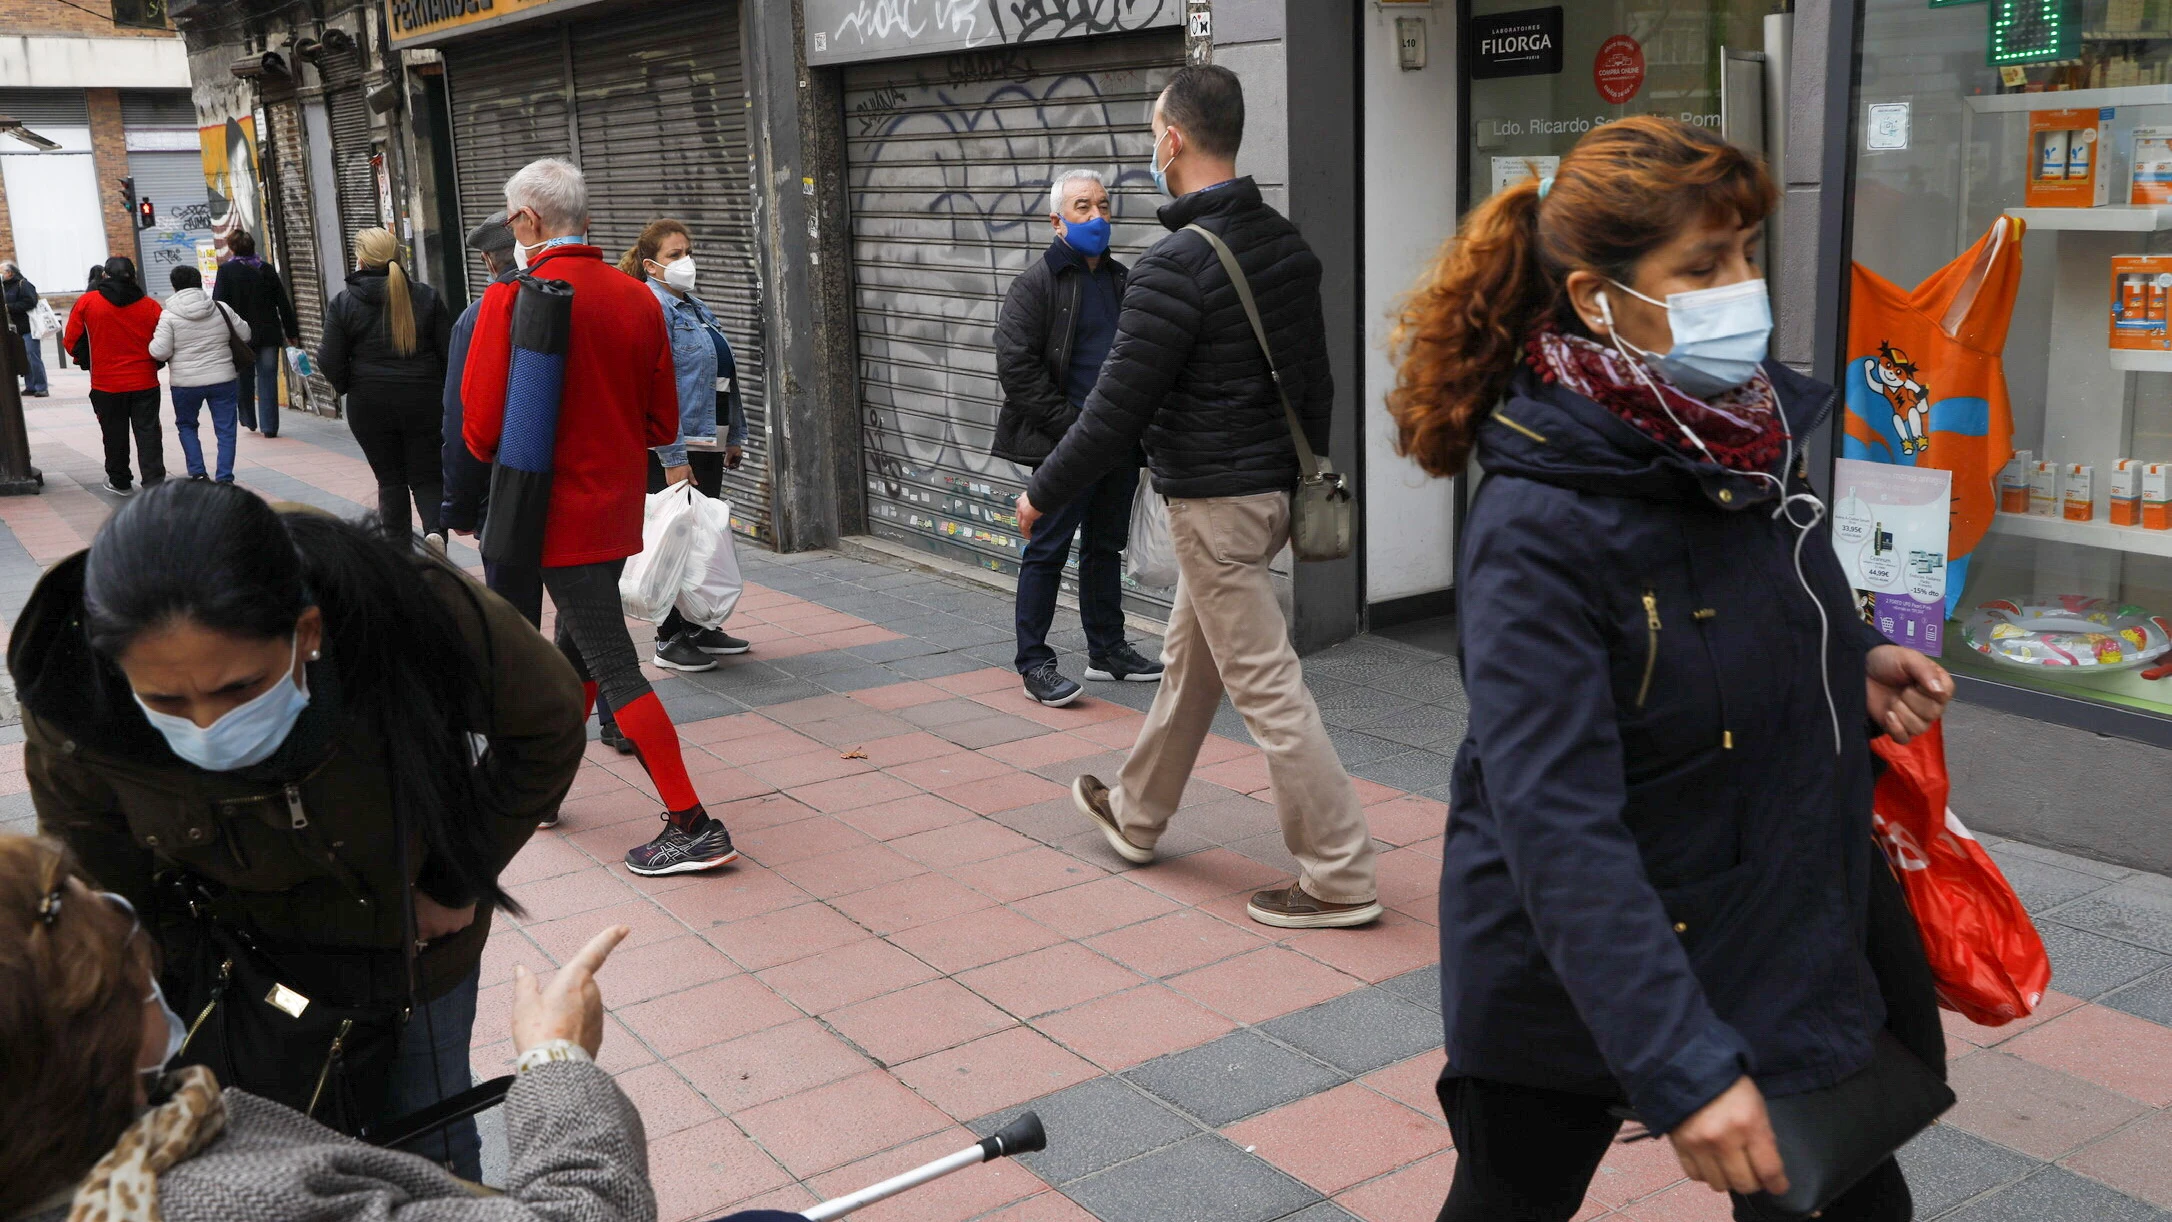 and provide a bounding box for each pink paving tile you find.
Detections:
[734,813,872,865]
[957,941,1146,1019]
[938,771,1071,816]
[833,792,983,841]
[717,727,830,765]
[713,792,824,833]
[478,926,550,986]
[682,766,779,805]
[826,977,1019,1065]
[2063,1111,2172,1210]
[522,897,689,963]
[676,1017,875,1113]
[703,902,872,970]
[830,871,997,935]
[1129,847,1289,906]
[1073,715,1149,748]
[890,750,1018,791]
[610,1062,724,1138]
[616,972,803,1058]
[763,693,870,725]
[894,1025,1101,1120]
[809,1127,1049,1222]
[976,1192,1101,1222]
[951,845,1109,903]
[1196,754,1274,794]
[505,866,638,923]
[1943,1049,2150,1158]
[1189,734,1256,766]
[1612,1178,1738,1221]
[650,862,812,929]
[1169,944,1369,1024]
[499,834,594,887]
[1352,777,1406,806]
[787,771,924,814]
[2006,1003,2172,1106]
[1360,1048,1451,1118]
[1941,989,2084,1049]
[1585,1126,1693,1208]
[1228,1080,1453,1195]
[741,748,881,790]
[678,711,782,745]
[1033,983,1238,1070]
[847,680,955,710]
[982,732,1108,769]
[850,730,969,767]
[931,666,1022,695]
[892,819,1039,868]
[591,933,739,1006]
[1087,908,1268,978]
[553,785,657,830]
[1285,910,1442,983]
[1334,1149,1459,1222]
[773,840,928,900]
[886,904,1067,974]
[1375,846,1444,909]
[804,625,903,650]
[757,935,940,1013]
[735,1068,958,1178]
[643,1116,795,1222]
[1011,875,1183,938]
